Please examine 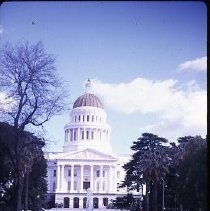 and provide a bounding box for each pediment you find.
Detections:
[60,148,117,161]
